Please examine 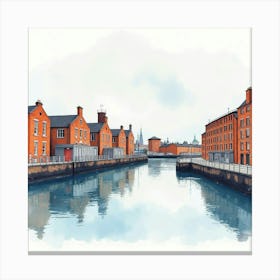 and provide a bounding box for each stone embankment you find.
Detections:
[28,155,147,183]
[176,159,252,195]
